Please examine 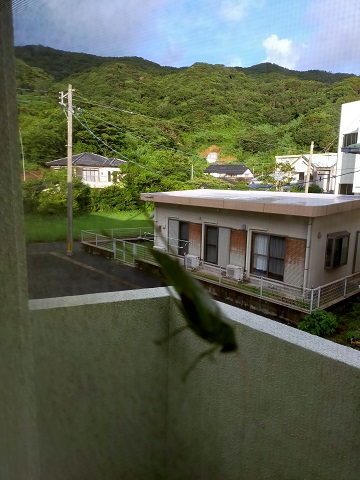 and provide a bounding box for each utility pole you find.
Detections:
[59,84,74,256]
[191,163,194,180]
[305,141,314,194]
